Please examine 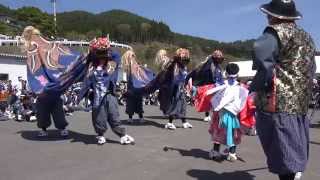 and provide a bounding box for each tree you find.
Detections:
[65,31,86,41]
[116,24,131,42]
[86,29,102,40]
[0,23,9,34]
[140,22,152,42]
[15,7,55,37]
[0,5,254,59]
